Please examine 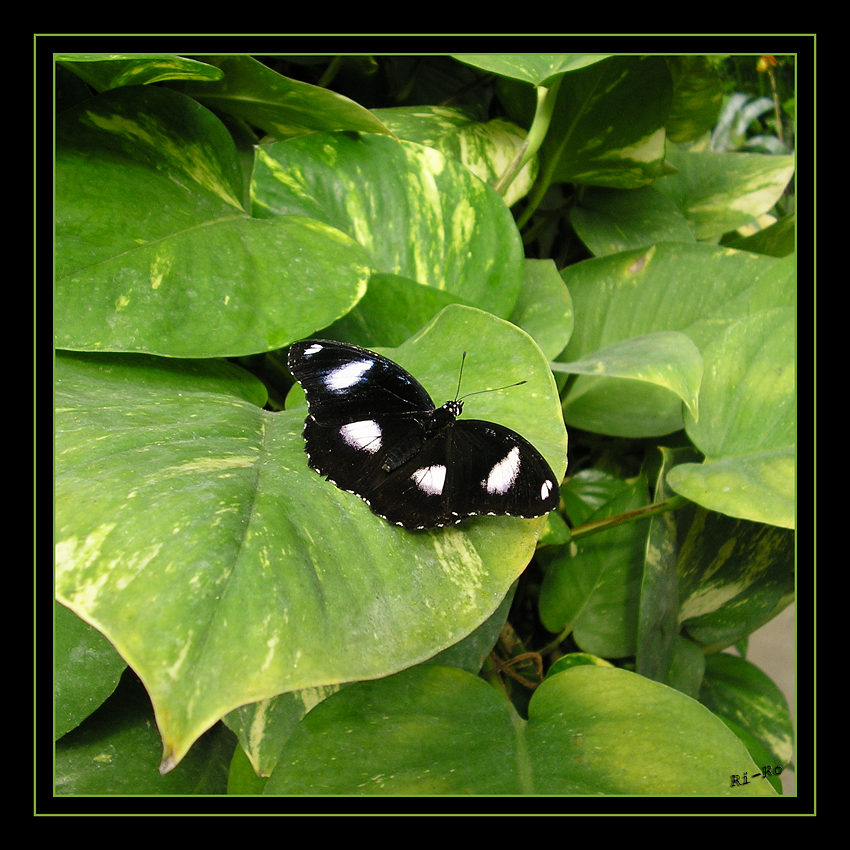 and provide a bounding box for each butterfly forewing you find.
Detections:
[289,340,434,422]
[290,340,437,500]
